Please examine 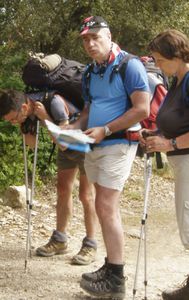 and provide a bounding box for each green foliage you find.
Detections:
[0,121,57,192]
[1,1,188,63]
[0,121,25,191]
[0,45,25,89]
